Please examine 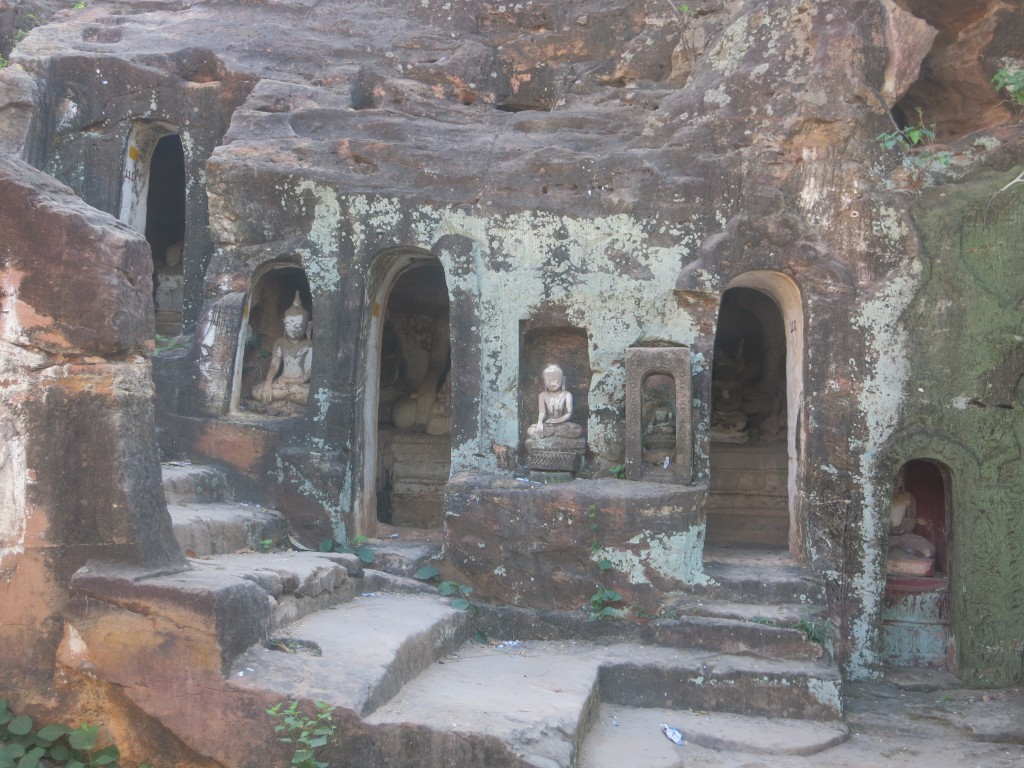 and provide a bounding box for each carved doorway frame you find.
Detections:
[358,249,450,537]
[716,270,806,556]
